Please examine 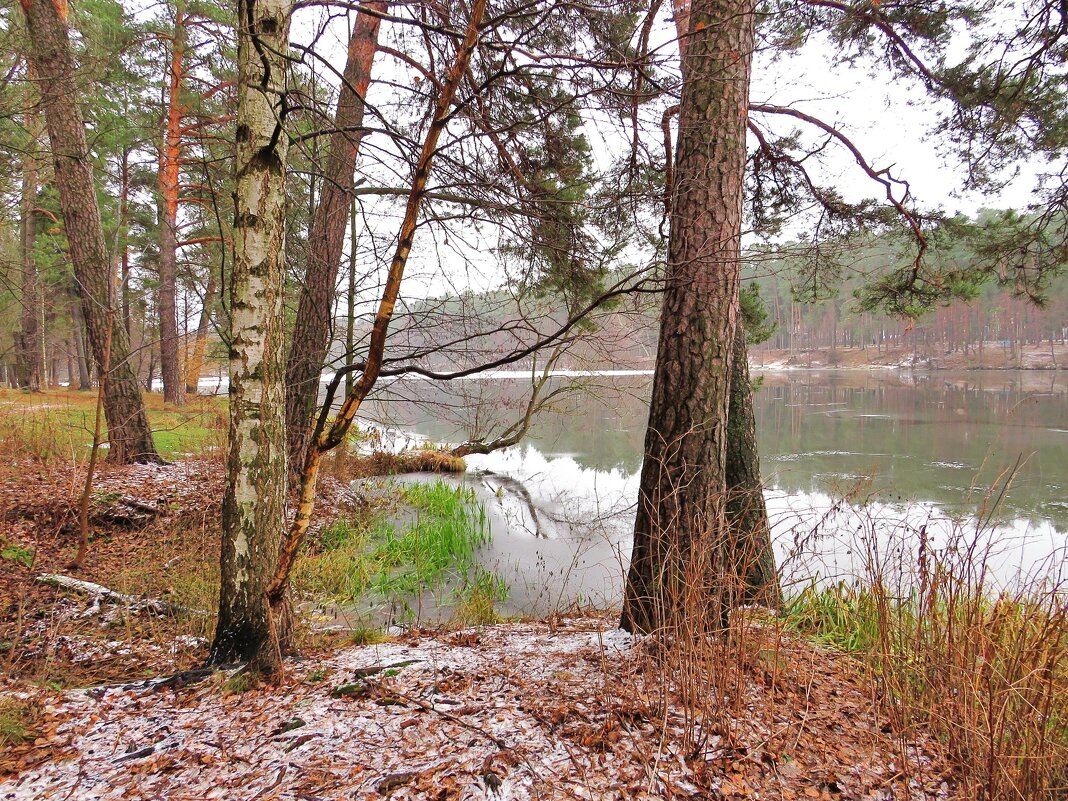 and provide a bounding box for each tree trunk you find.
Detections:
[185,267,218,394]
[209,0,292,676]
[621,0,756,634]
[120,147,132,338]
[158,6,186,406]
[284,1,384,478]
[71,302,92,390]
[21,0,160,464]
[19,96,43,392]
[724,327,782,611]
[345,196,358,397]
